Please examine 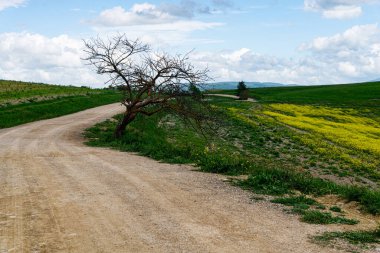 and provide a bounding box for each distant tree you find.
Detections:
[189,83,203,101]
[83,34,216,138]
[237,81,248,100]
